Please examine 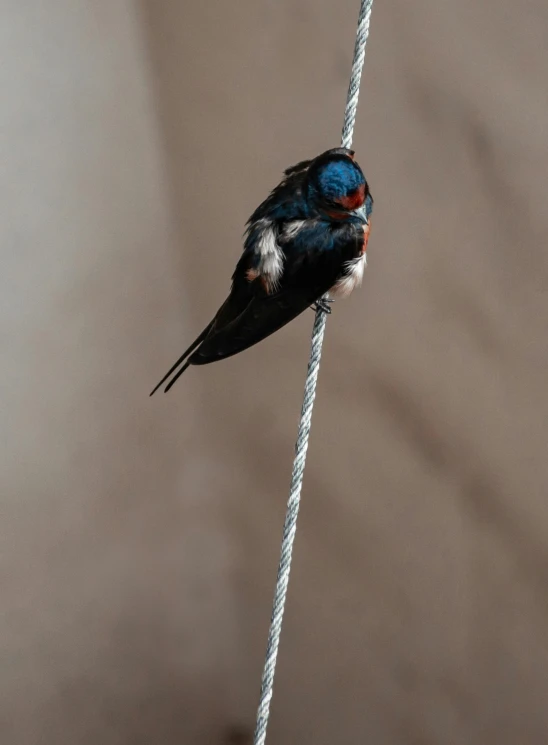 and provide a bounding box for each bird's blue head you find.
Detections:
[305,148,371,220]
